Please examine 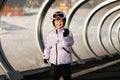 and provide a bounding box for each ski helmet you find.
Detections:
[52,11,66,26]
